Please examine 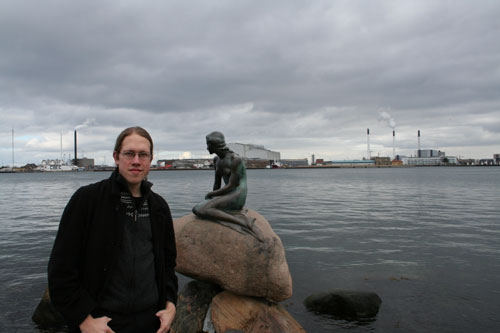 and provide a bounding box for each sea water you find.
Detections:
[1,167,499,332]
